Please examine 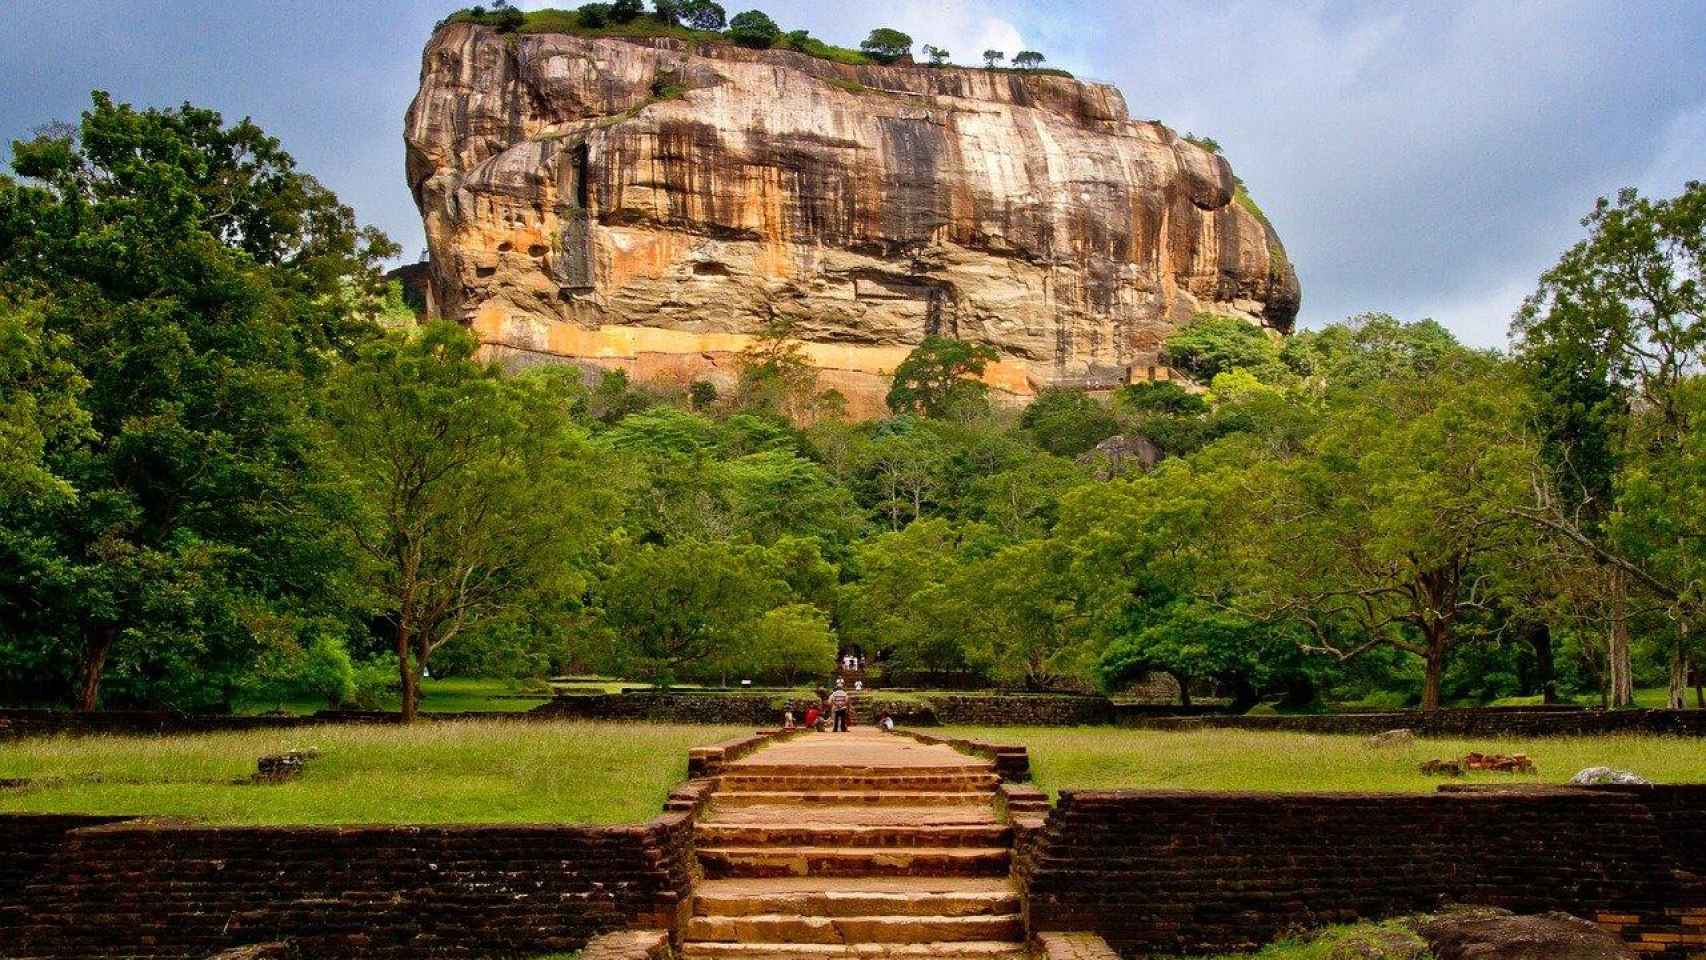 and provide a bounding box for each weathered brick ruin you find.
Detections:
[3,734,1704,959]
[1015,785,1706,957]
